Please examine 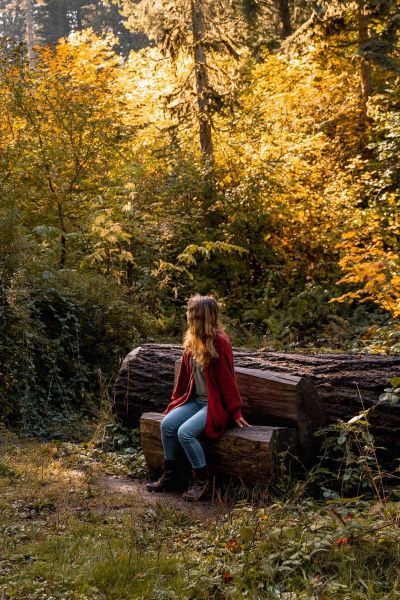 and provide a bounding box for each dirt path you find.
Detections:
[96,473,225,519]
[0,434,224,524]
